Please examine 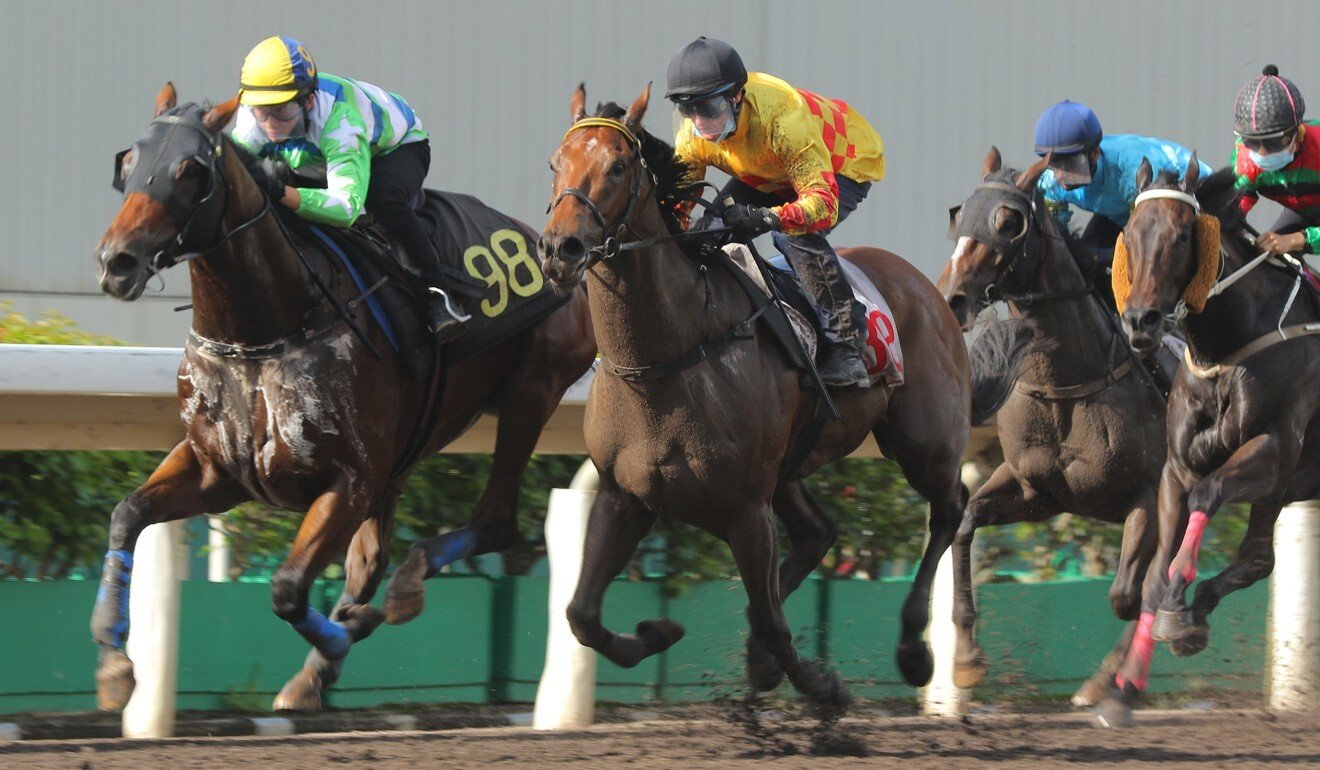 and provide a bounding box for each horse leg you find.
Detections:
[1110,494,1159,622]
[1170,502,1280,657]
[727,503,850,719]
[746,481,838,692]
[271,481,375,664]
[565,489,683,667]
[1154,434,1282,644]
[1101,464,1188,727]
[386,378,566,625]
[274,491,398,711]
[950,463,1052,689]
[90,441,247,711]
